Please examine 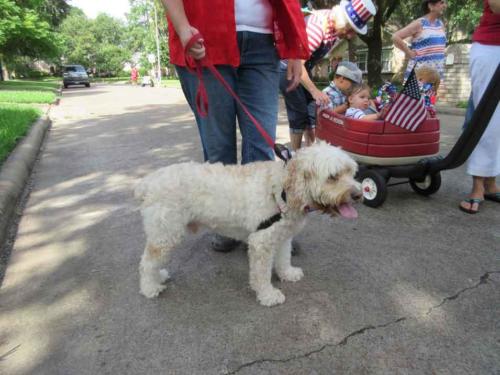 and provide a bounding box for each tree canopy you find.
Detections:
[0,0,64,60]
[59,9,131,75]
